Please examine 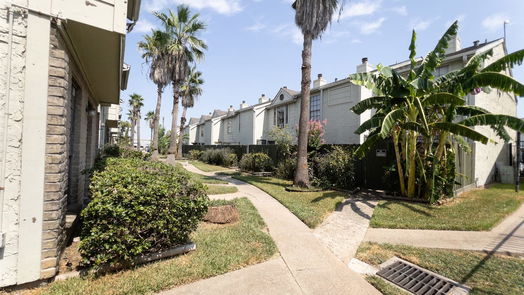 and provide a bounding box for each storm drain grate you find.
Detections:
[377,260,457,295]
